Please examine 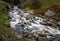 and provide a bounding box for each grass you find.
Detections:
[22,38,35,41]
[40,0,60,10]
[0,0,20,41]
[26,0,60,11]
